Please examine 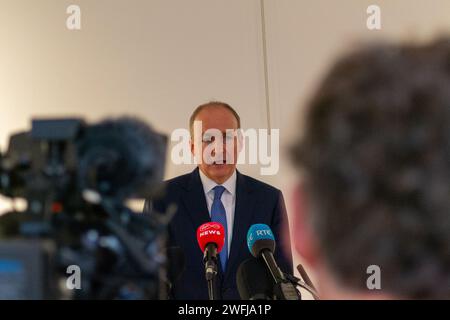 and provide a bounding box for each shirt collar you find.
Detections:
[199,168,237,196]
